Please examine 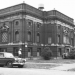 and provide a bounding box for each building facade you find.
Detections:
[0,3,75,58]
